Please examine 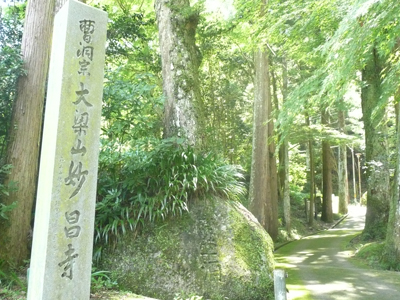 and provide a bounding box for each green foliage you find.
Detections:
[95,138,246,259]
[102,4,163,147]
[104,4,159,76]
[0,165,16,222]
[91,267,118,292]
[0,6,24,161]
[102,71,163,144]
[320,0,400,119]
[289,184,308,207]
[197,16,253,169]
[0,260,25,292]
[355,241,393,269]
